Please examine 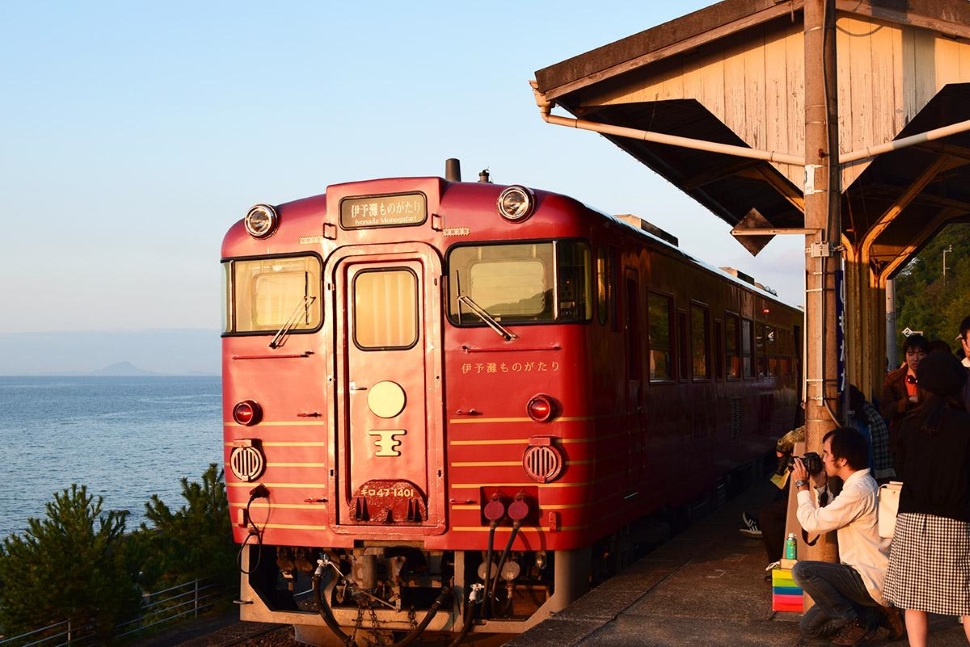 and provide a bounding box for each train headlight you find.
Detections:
[233,400,263,426]
[497,185,535,222]
[244,204,279,239]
